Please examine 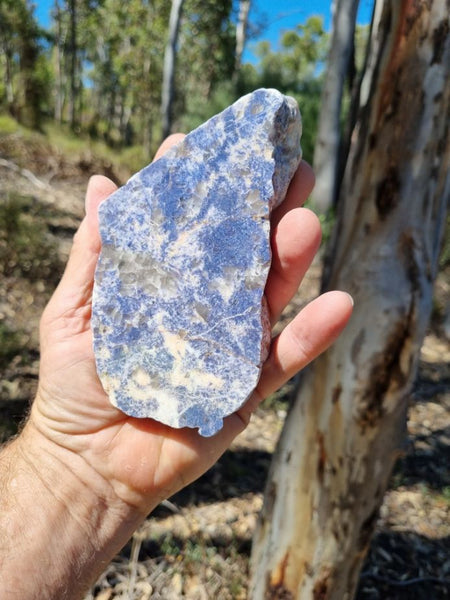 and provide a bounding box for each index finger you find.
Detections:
[271,160,315,227]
